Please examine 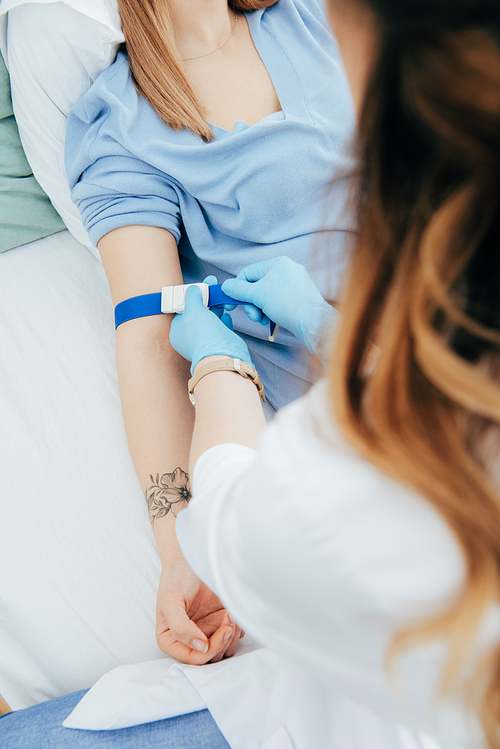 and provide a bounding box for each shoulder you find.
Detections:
[67,50,198,158]
[259,0,346,98]
[263,0,331,35]
[65,51,134,185]
[265,0,329,23]
[66,52,140,164]
[290,0,329,25]
[69,51,131,126]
